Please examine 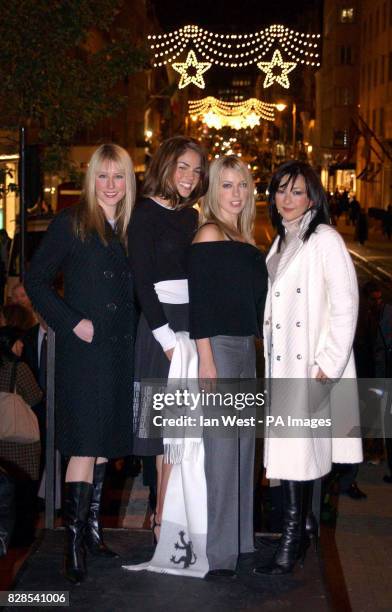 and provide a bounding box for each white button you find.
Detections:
[275,291,280,297]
